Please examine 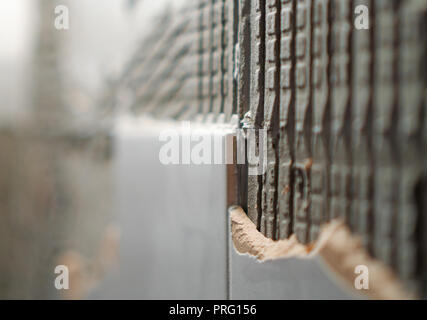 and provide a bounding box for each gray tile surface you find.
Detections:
[89,119,228,299]
[230,239,361,299]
